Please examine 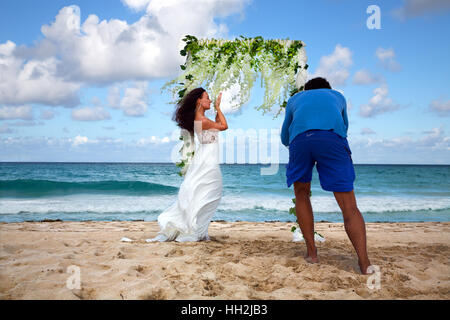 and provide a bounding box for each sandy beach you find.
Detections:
[0,221,448,300]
